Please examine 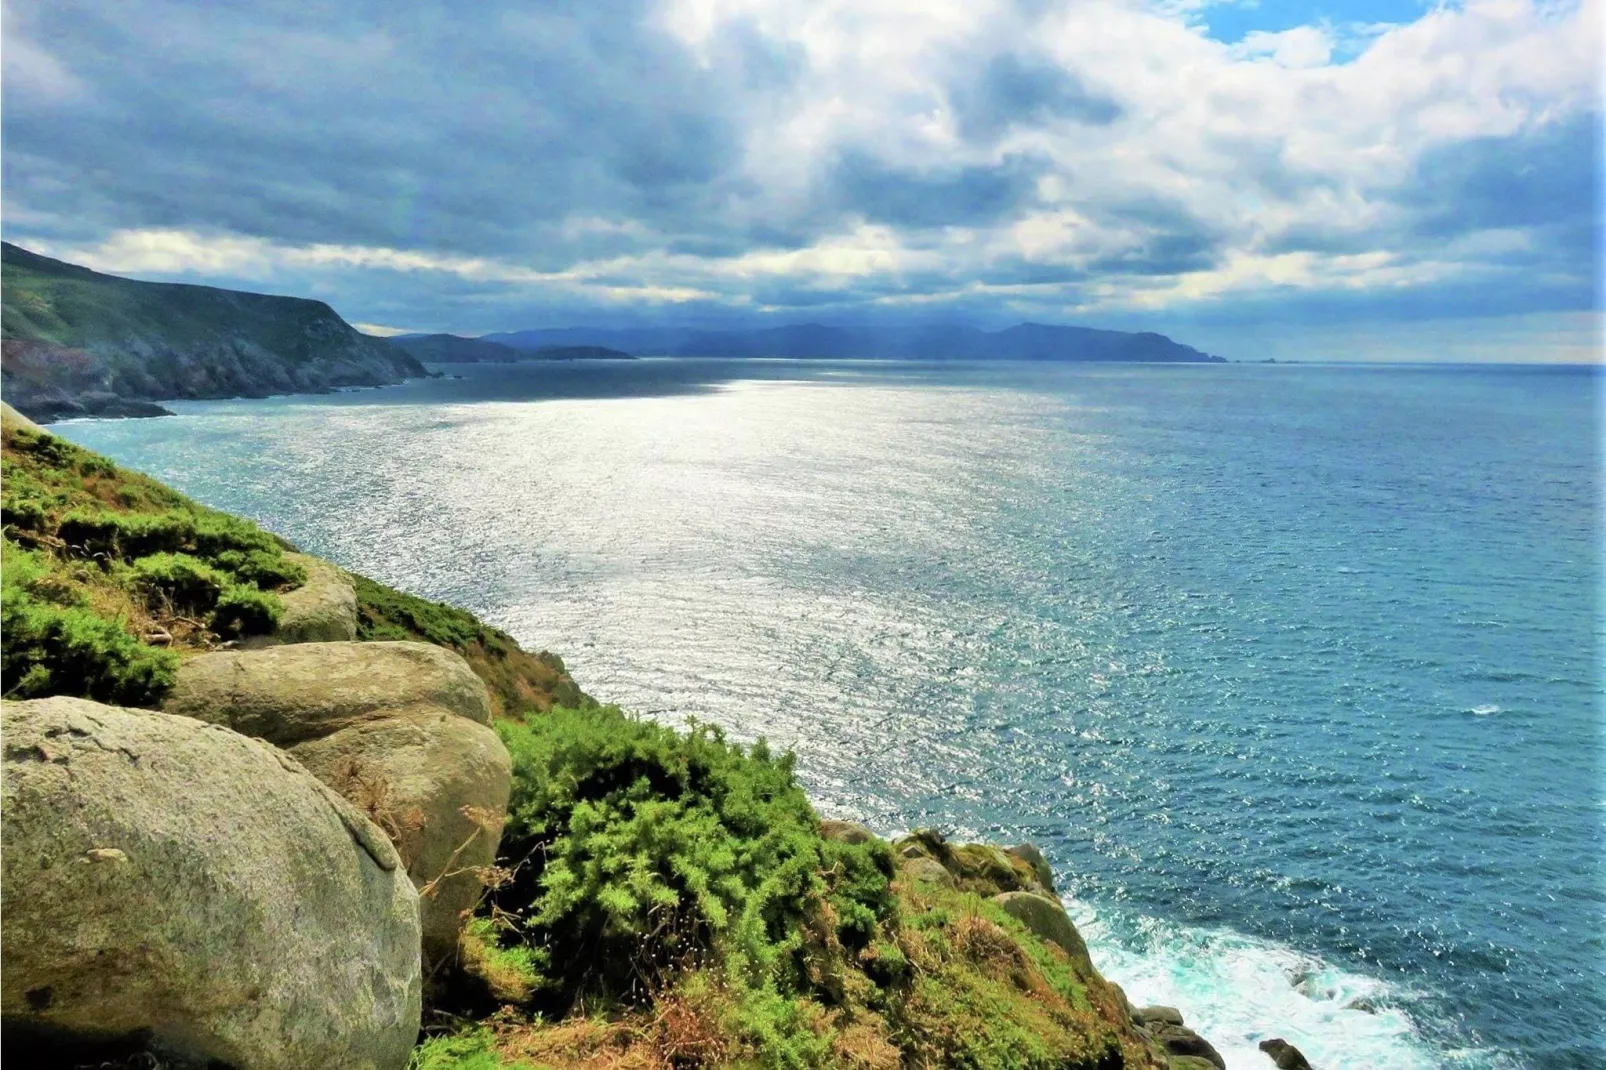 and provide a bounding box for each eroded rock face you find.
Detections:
[162,641,510,965]
[0,696,421,1070]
